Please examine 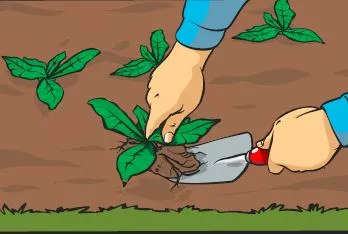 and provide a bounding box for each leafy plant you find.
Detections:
[2,48,100,110]
[110,29,169,78]
[233,0,324,43]
[88,98,219,185]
